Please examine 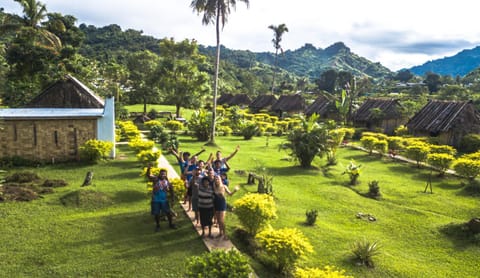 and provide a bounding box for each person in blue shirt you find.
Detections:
[146,167,176,231]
